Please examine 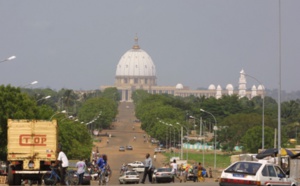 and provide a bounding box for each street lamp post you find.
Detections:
[176,122,189,161]
[241,71,265,150]
[170,124,179,157]
[190,116,206,167]
[0,56,16,63]
[175,122,183,159]
[167,123,176,157]
[296,123,299,146]
[159,121,169,148]
[200,109,217,170]
[37,95,51,102]
[50,110,66,120]
[190,115,203,136]
[21,81,38,88]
